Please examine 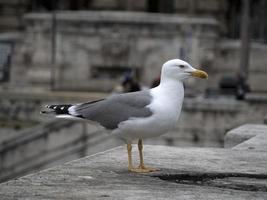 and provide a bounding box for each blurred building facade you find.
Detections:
[1,0,267,93]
